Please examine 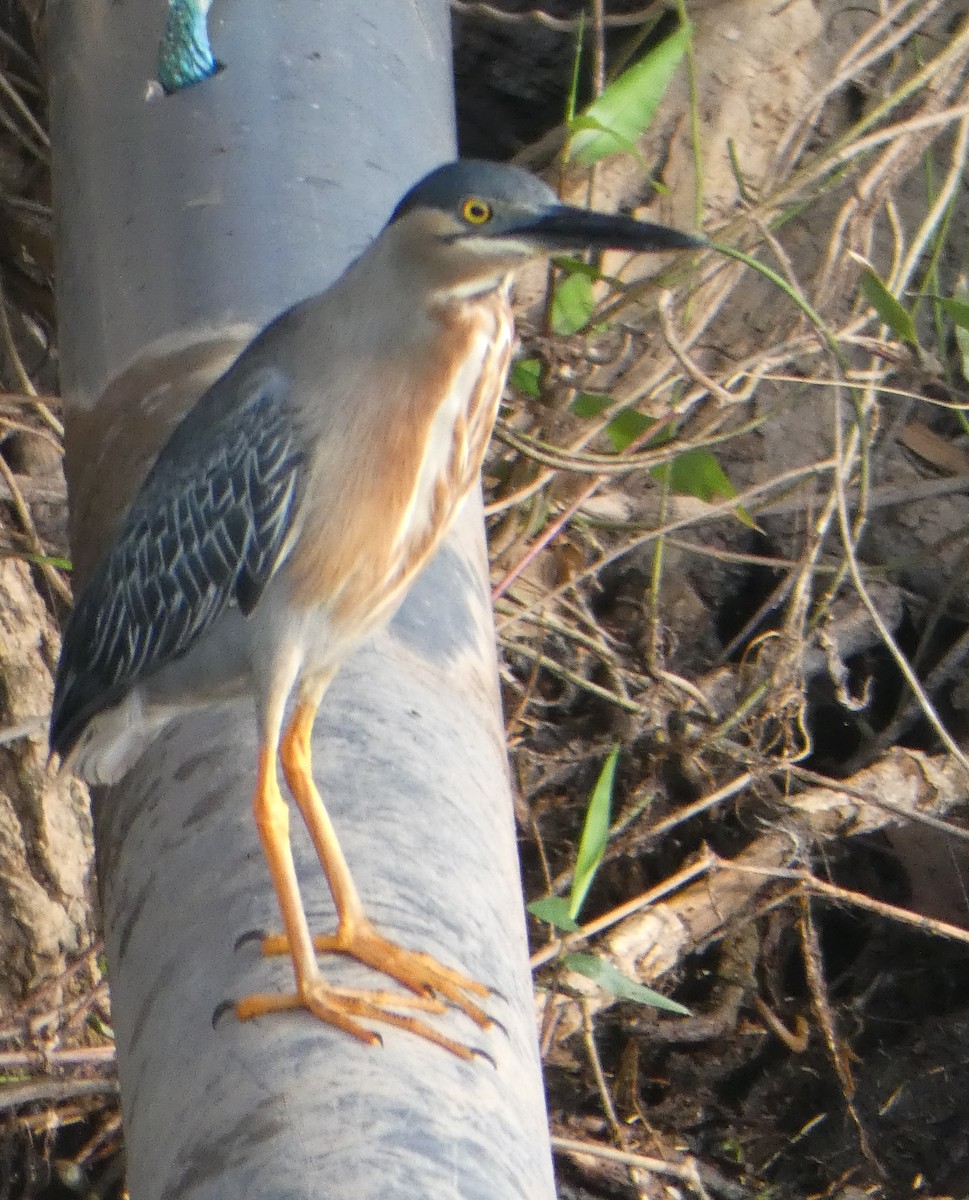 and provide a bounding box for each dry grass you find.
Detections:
[3,2,969,1197]
[488,4,969,1195]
